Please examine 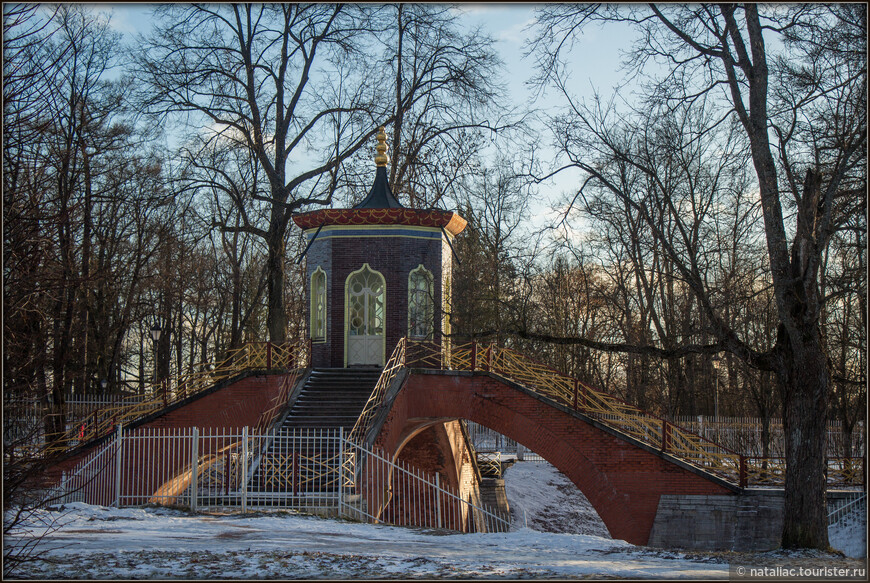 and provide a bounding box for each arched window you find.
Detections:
[310,267,326,342]
[408,265,433,339]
